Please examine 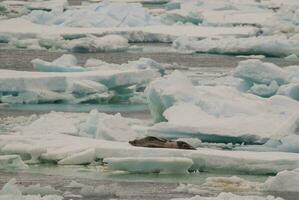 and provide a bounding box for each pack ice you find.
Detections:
[173,35,299,57]
[0,54,161,104]
[146,70,299,144]
[2,108,299,174]
[233,59,299,100]
[25,1,161,27]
